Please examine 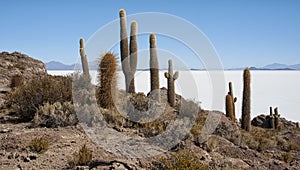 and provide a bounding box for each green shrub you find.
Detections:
[9,75,72,121]
[29,137,50,154]
[159,149,210,170]
[32,102,77,128]
[72,144,92,166]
